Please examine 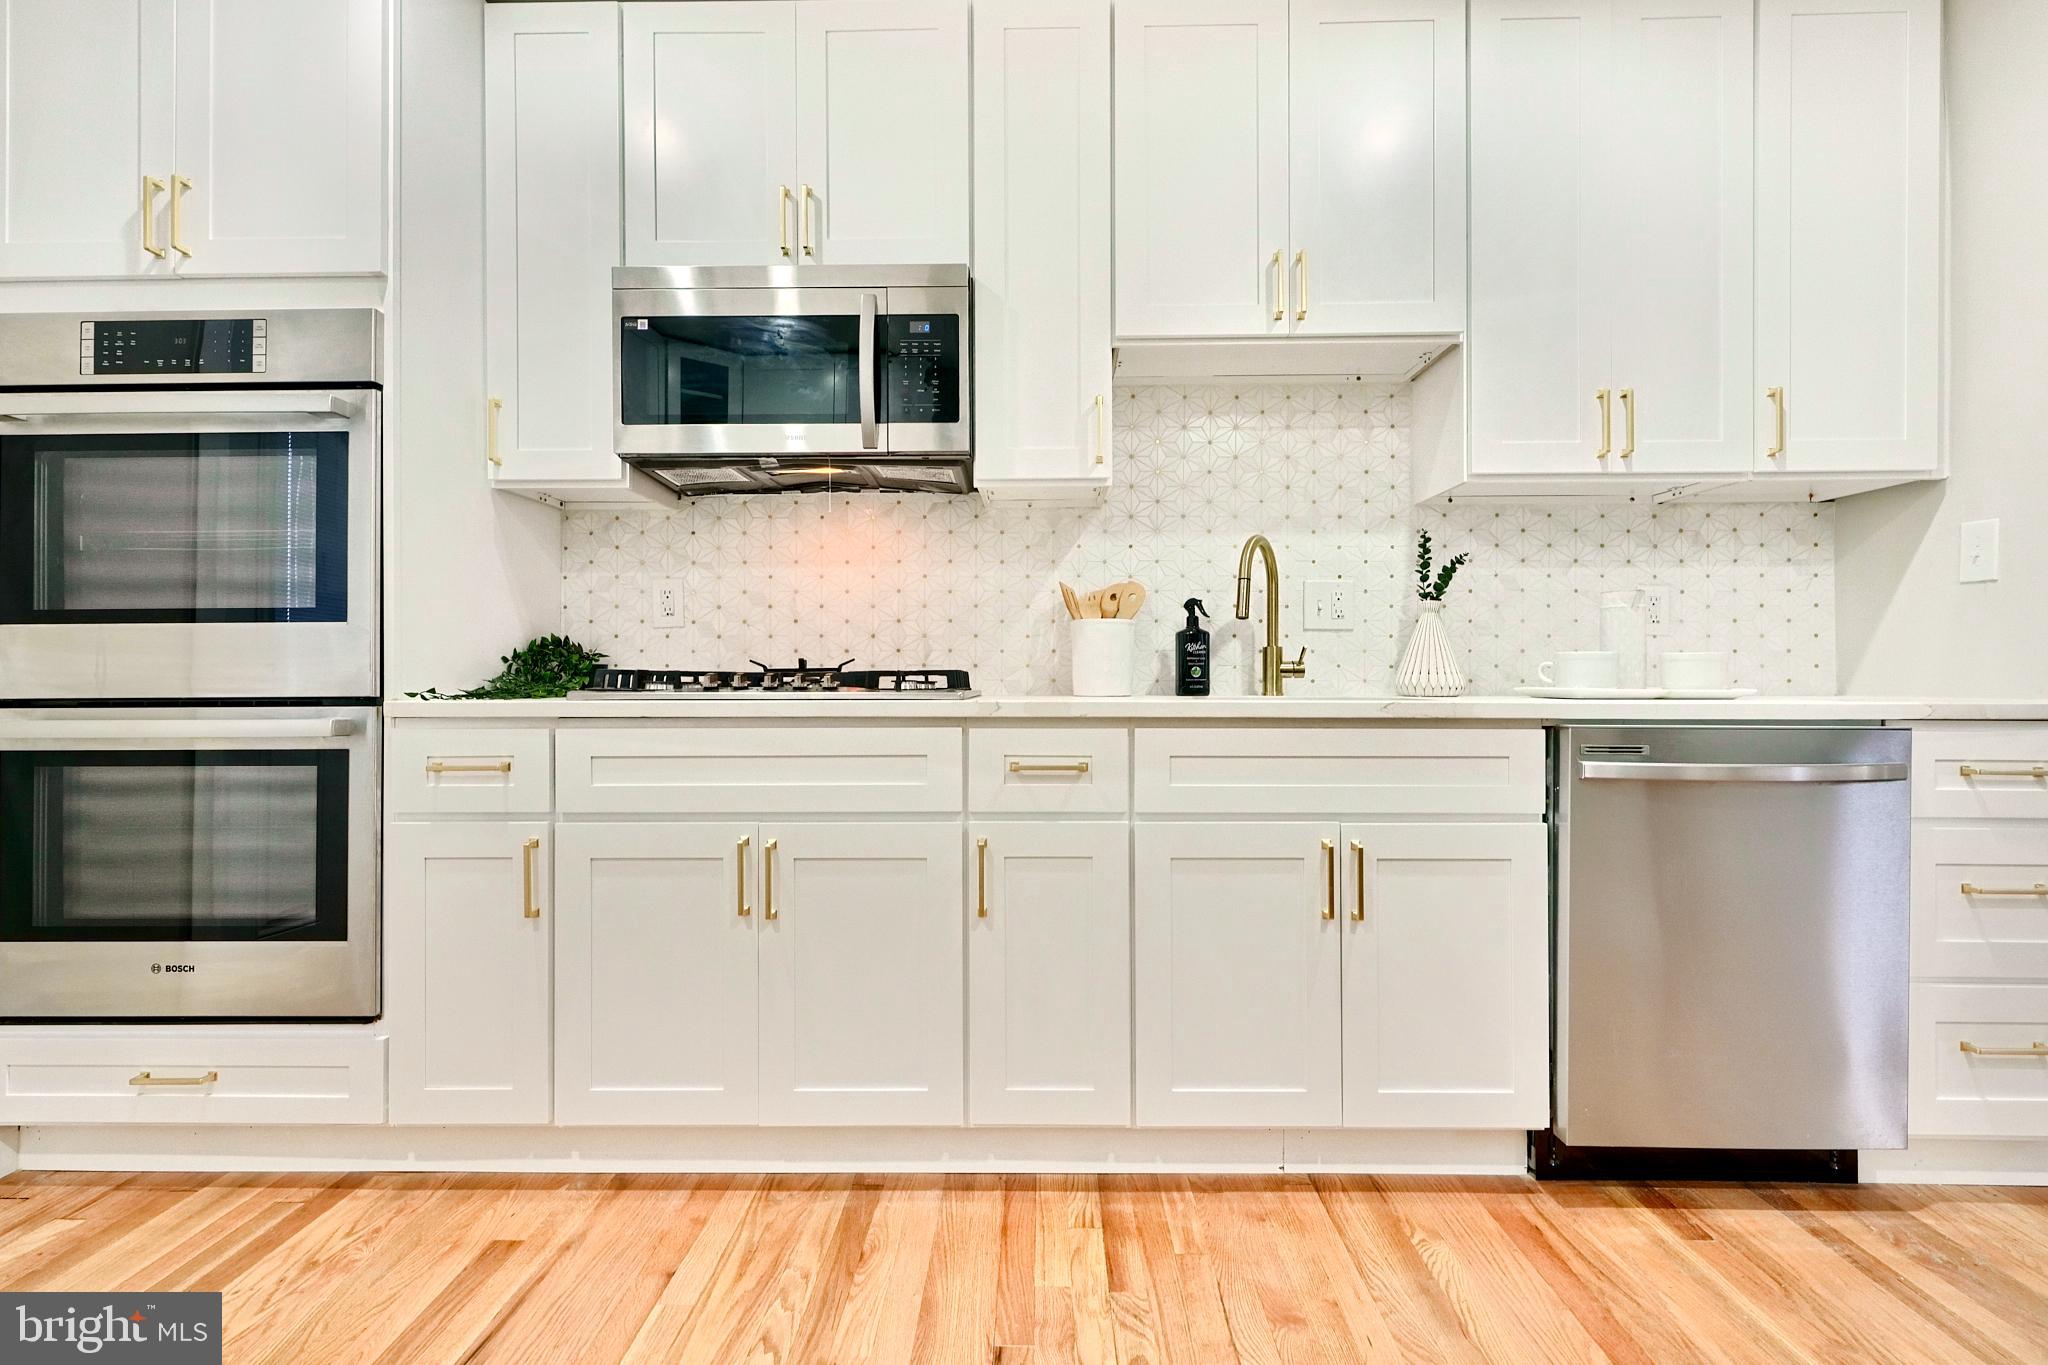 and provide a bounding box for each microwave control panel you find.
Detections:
[80,318,266,376]
[882,315,960,424]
